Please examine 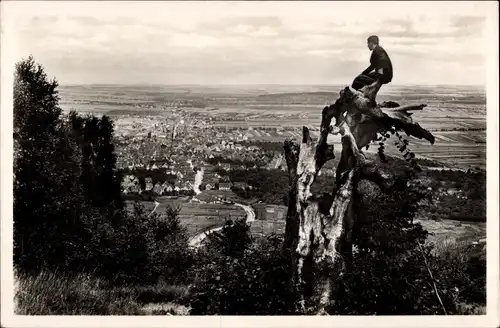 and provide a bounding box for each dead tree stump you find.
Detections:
[283,81,435,315]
